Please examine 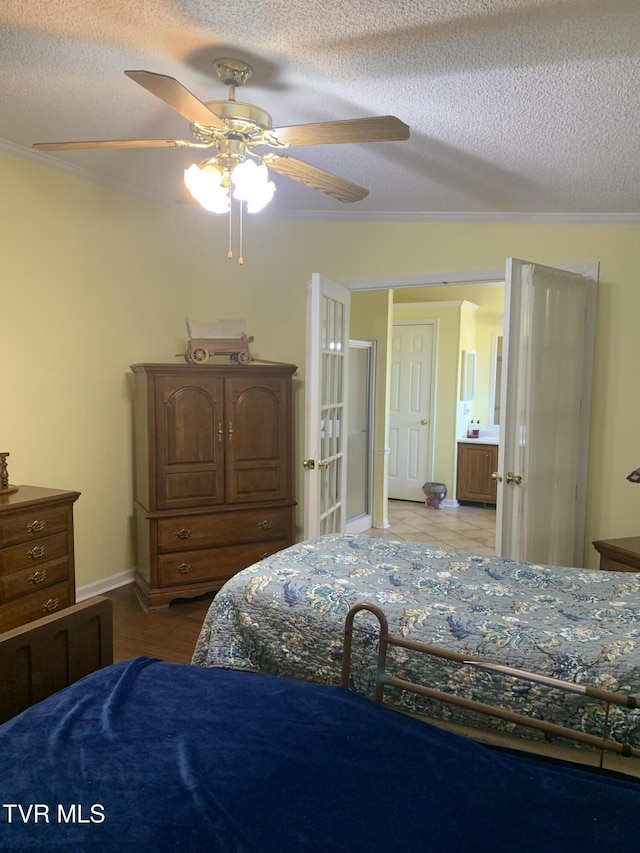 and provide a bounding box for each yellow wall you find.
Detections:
[2,149,640,581]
